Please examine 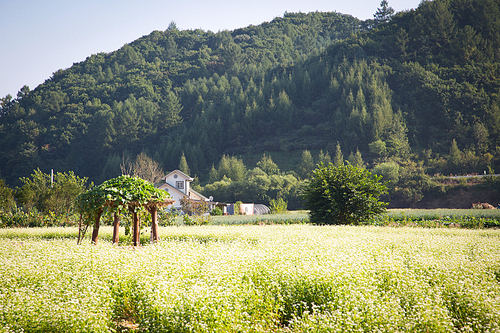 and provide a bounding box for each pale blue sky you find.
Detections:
[0,0,421,99]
